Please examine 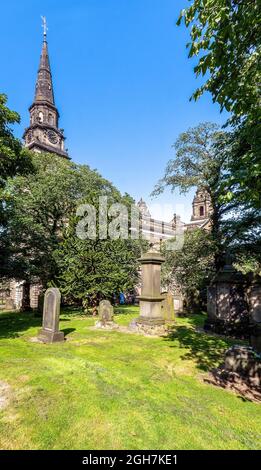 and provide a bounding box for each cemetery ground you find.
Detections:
[0,306,260,450]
